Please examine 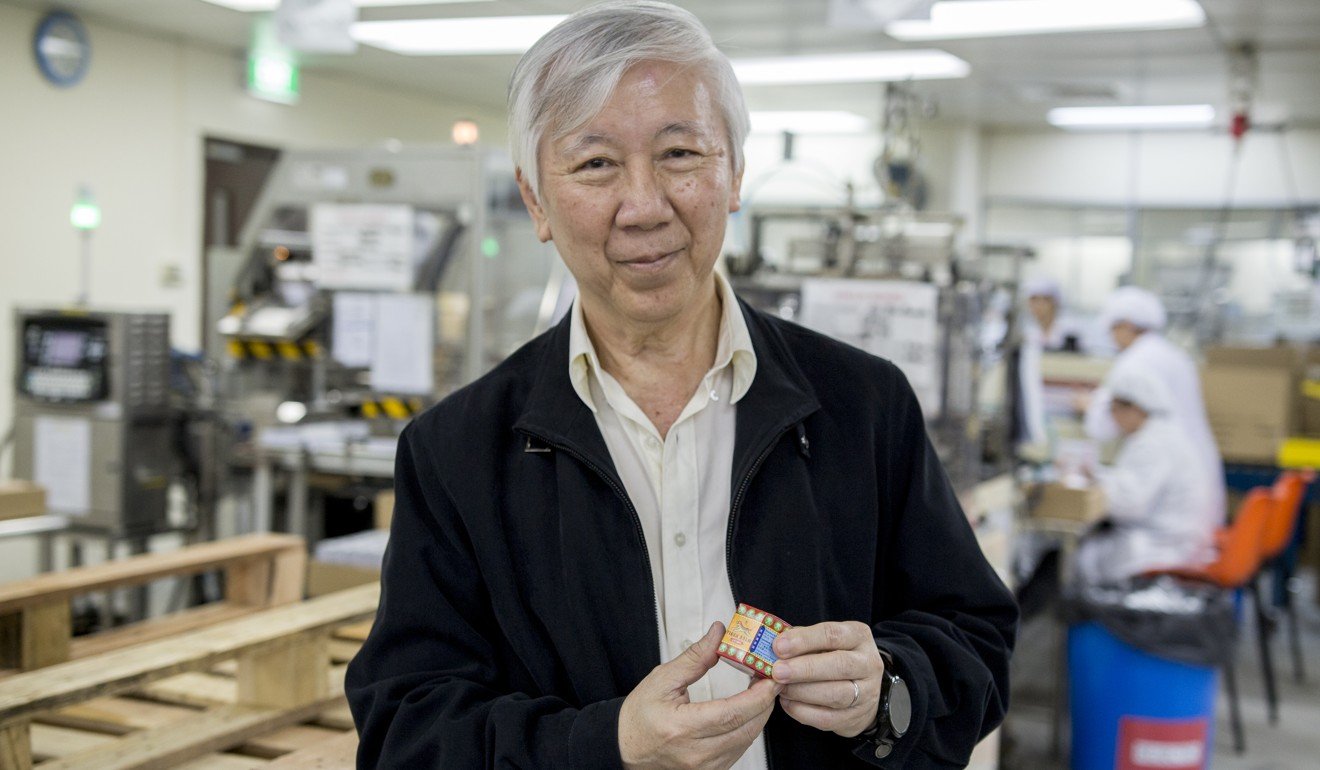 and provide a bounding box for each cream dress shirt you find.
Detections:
[568,273,765,769]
